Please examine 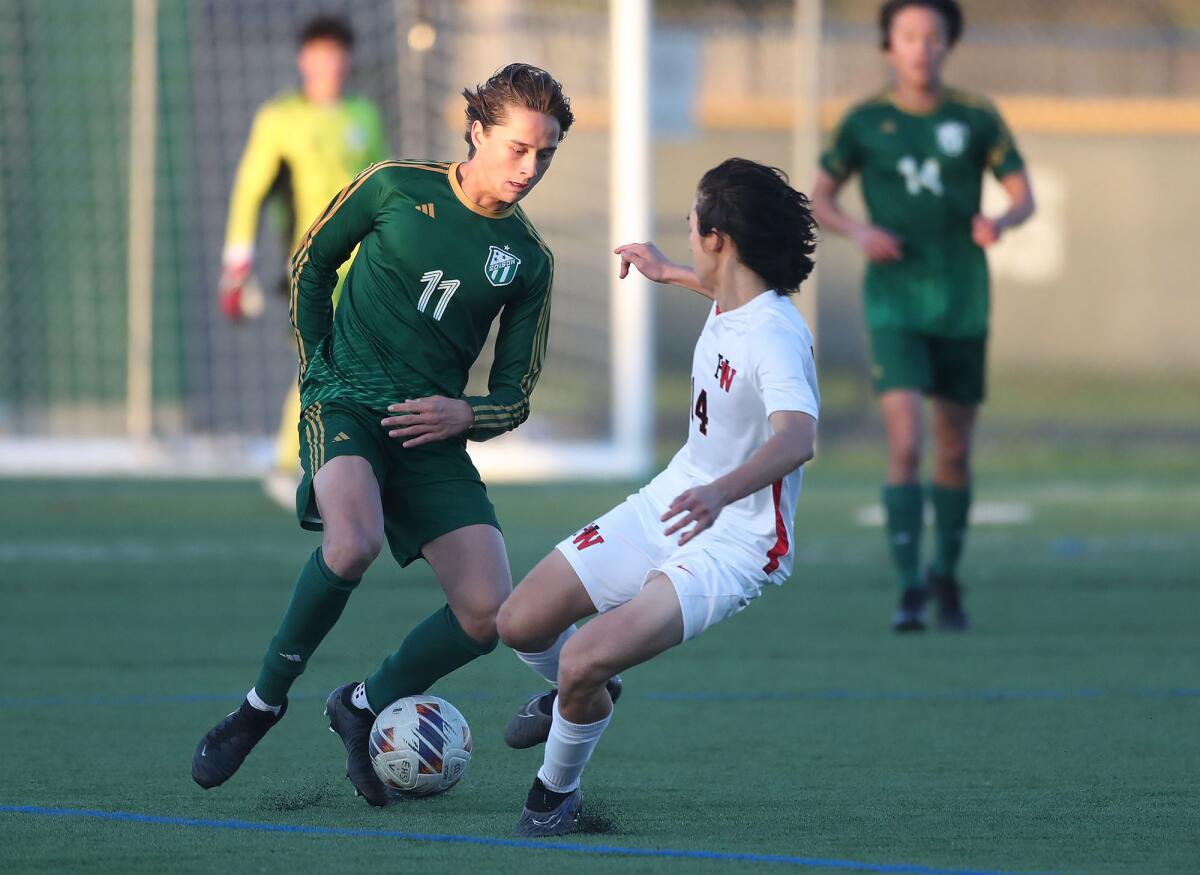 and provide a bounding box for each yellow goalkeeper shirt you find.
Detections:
[223,91,388,261]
